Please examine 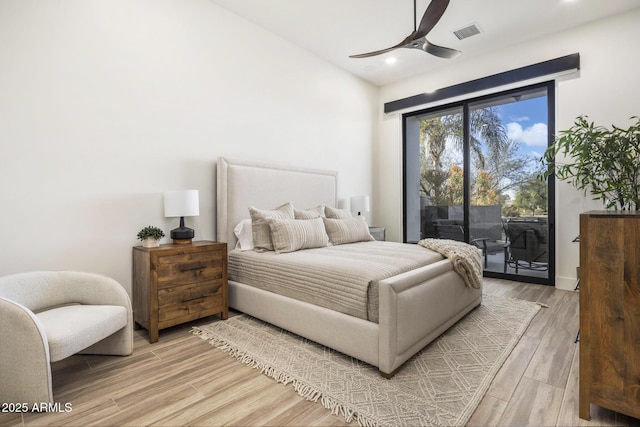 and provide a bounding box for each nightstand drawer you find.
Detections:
[158,281,225,326]
[158,280,224,307]
[156,251,224,288]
